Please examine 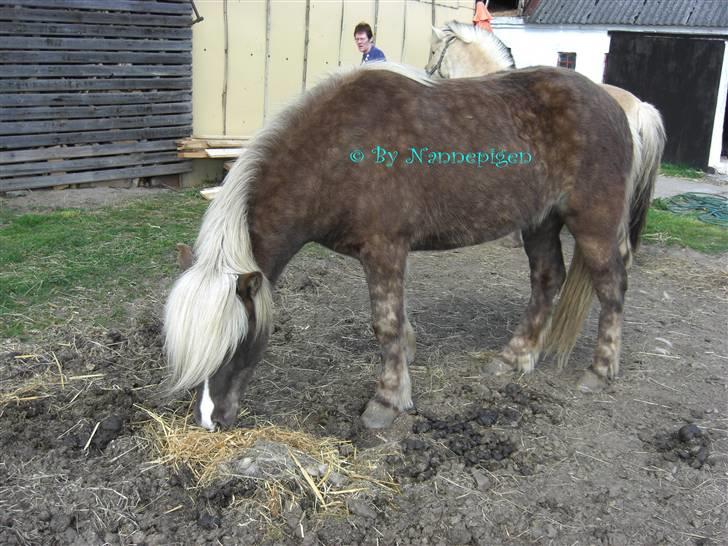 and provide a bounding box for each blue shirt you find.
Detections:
[361,45,386,64]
